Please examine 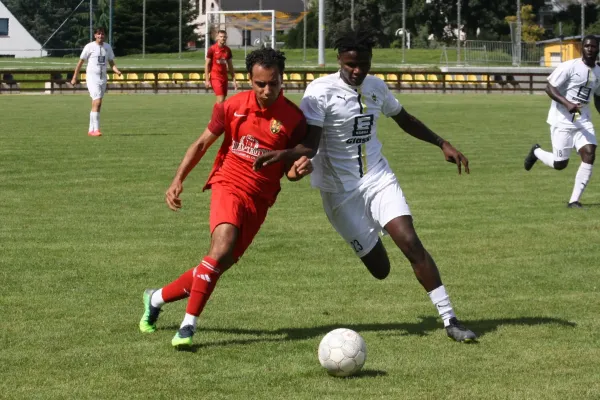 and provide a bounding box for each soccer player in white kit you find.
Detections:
[298,28,477,342]
[524,35,600,208]
[71,27,122,137]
